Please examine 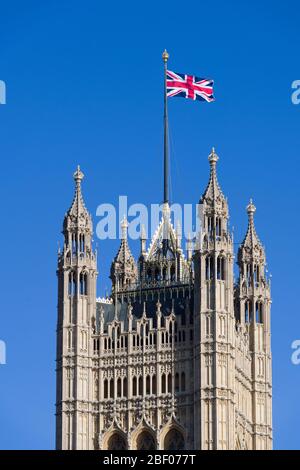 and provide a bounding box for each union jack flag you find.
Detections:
[166,70,214,102]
